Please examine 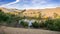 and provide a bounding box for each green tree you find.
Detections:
[32,21,40,28]
[0,10,10,26]
[45,18,60,31]
[20,21,28,28]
